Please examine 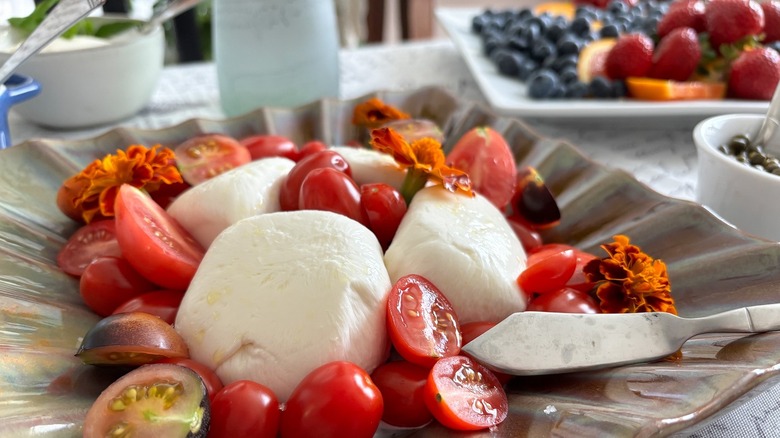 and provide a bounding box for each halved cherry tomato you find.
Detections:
[526,287,600,313]
[299,168,368,226]
[386,274,462,368]
[280,361,383,438]
[459,321,512,385]
[278,150,351,211]
[295,140,328,161]
[209,380,280,438]
[518,246,576,297]
[506,216,543,253]
[360,182,407,249]
[174,133,251,185]
[114,184,204,291]
[80,256,155,316]
[446,127,517,209]
[57,220,122,277]
[424,355,508,431]
[112,289,185,325]
[370,360,433,428]
[155,357,224,401]
[239,134,298,161]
